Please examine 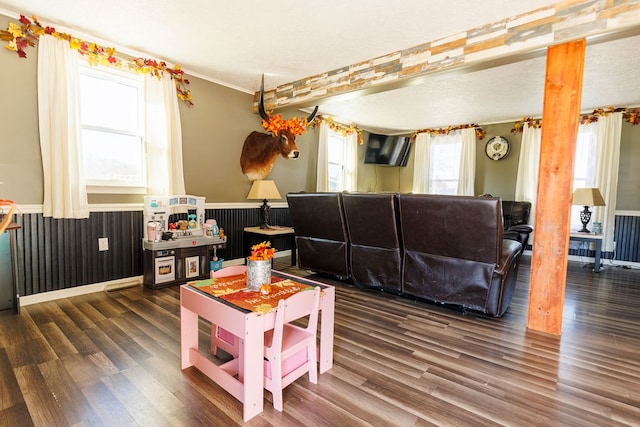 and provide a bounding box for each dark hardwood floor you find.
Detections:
[1,256,639,426]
